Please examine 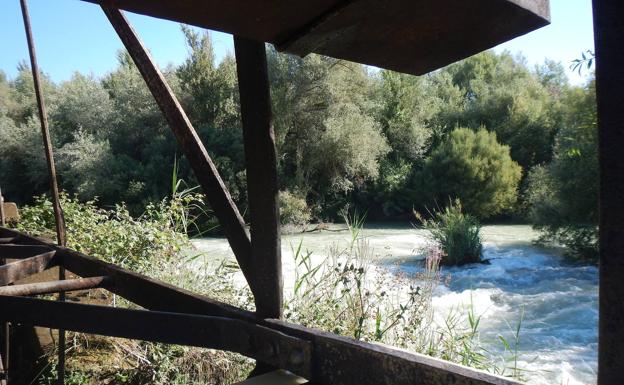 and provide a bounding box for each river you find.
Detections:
[192,224,598,385]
